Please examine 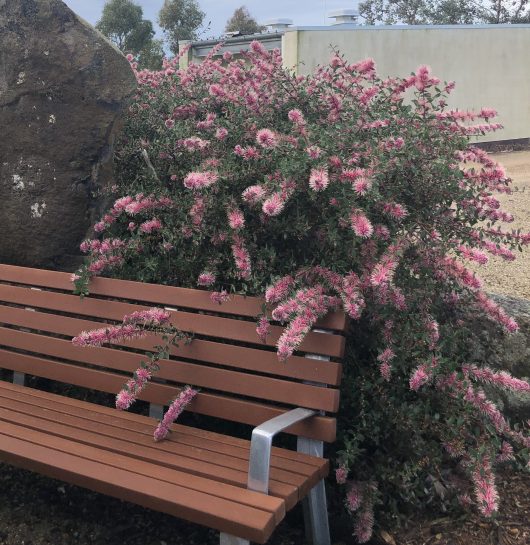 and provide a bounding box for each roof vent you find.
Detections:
[328,8,359,25]
[264,18,293,31]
